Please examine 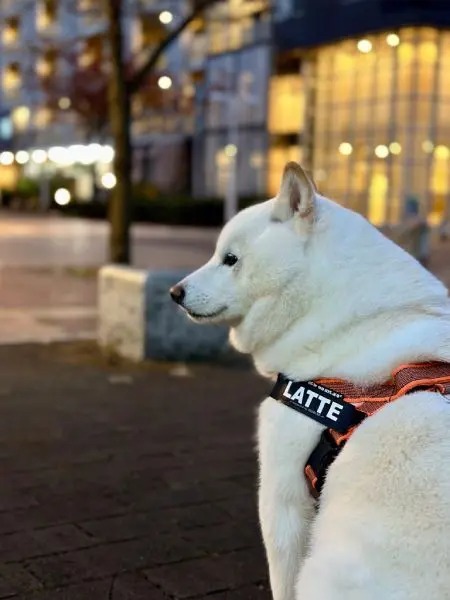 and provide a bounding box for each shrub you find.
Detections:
[15,177,40,199]
[56,185,266,226]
